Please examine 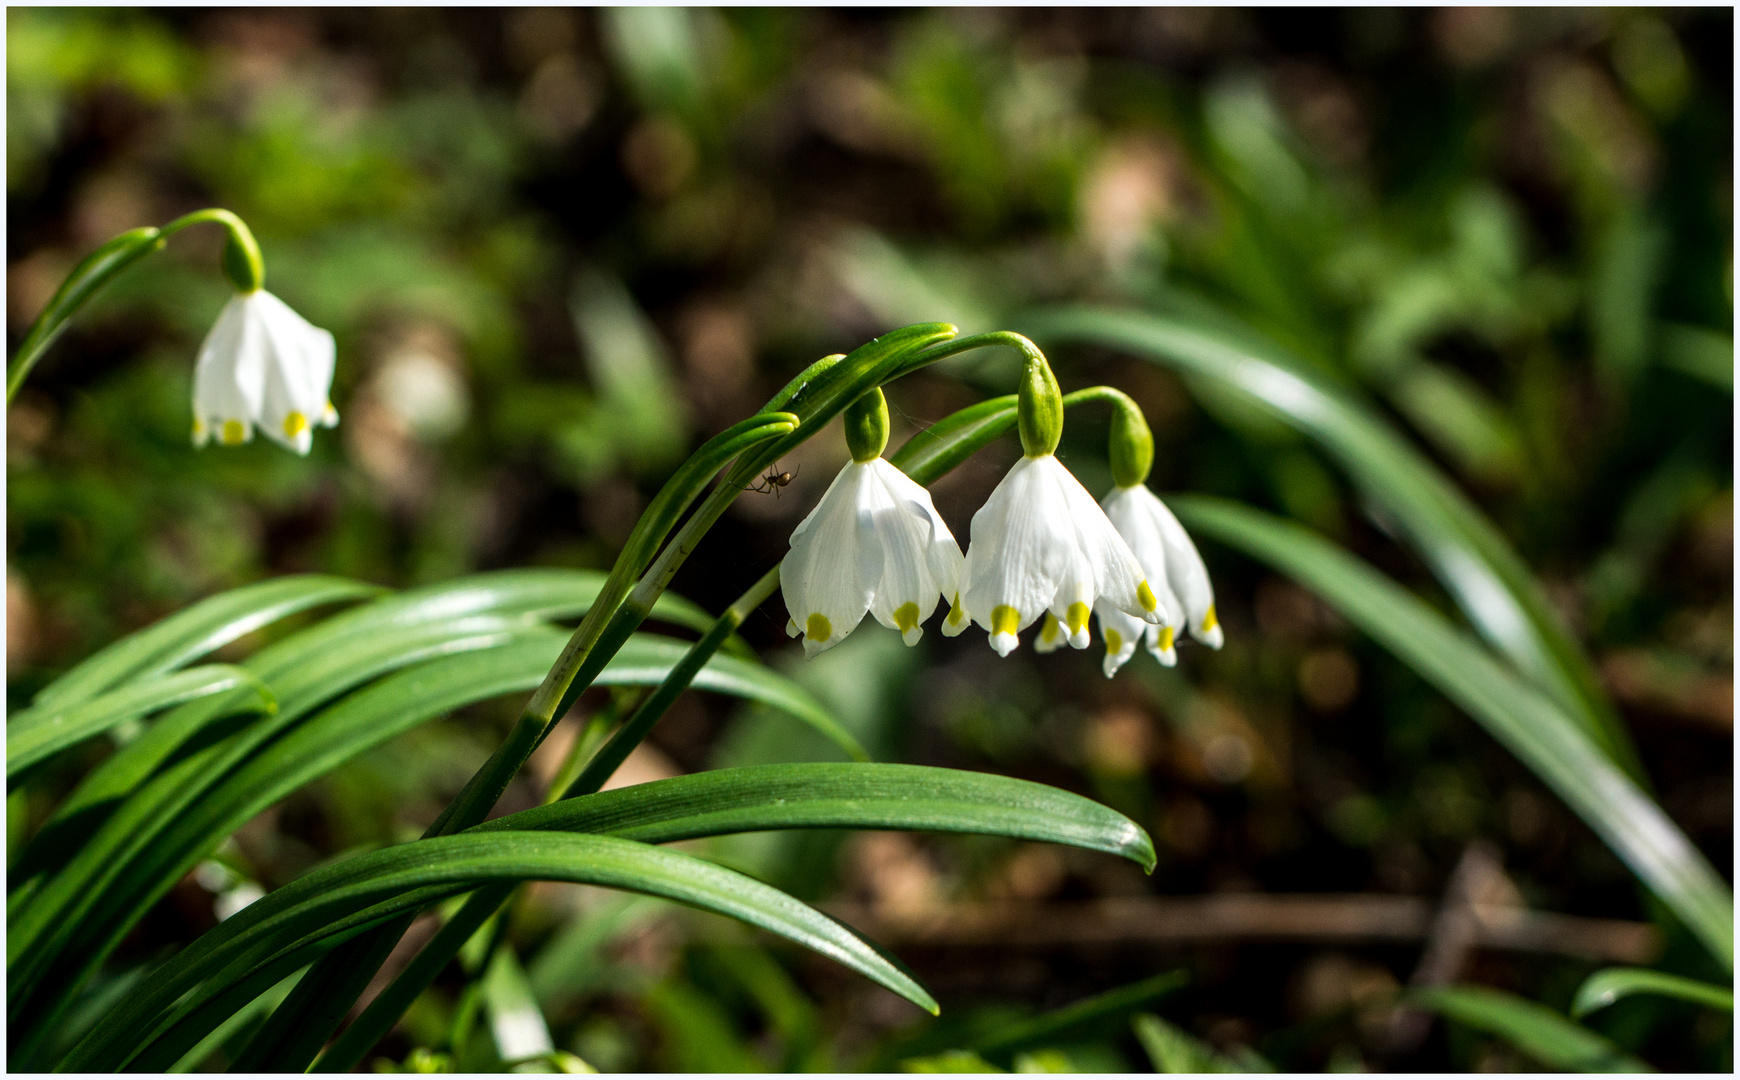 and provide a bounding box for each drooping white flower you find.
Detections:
[781,457,964,658]
[944,454,1164,657]
[1095,483,1223,677]
[192,290,338,455]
